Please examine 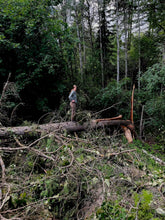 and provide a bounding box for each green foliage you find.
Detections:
[132,190,154,220]
[35,97,50,112]
[134,190,152,209]
[0,81,21,126]
[139,63,165,129]
[96,200,127,220]
[10,192,27,208]
[90,78,132,118]
[130,139,165,168]
[40,179,60,198]
[0,0,165,125]
[2,124,165,219]
[95,190,164,220]
[0,0,77,116]
[21,120,33,126]
[129,33,161,72]
[1,0,165,219]
[146,0,165,37]
[140,63,165,95]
